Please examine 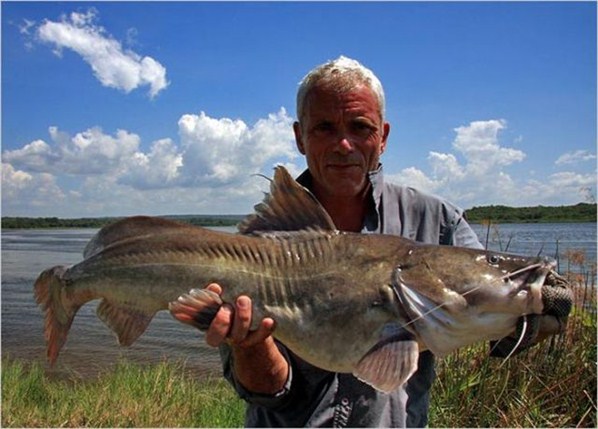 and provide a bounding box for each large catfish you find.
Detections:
[34,166,571,392]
